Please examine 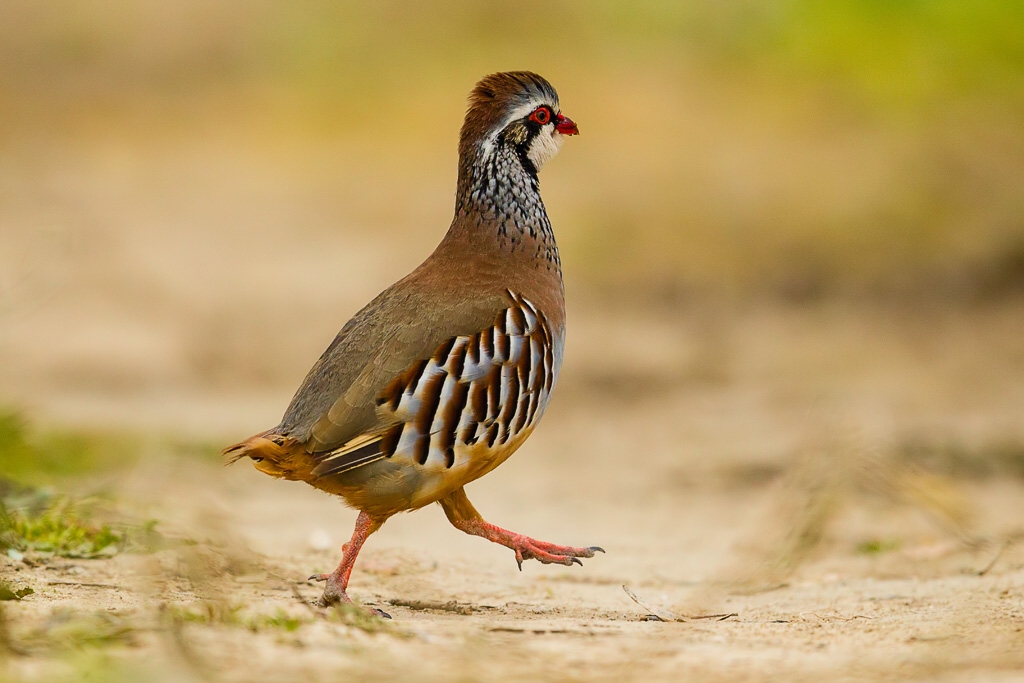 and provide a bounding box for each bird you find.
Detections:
[224,71,601,612]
